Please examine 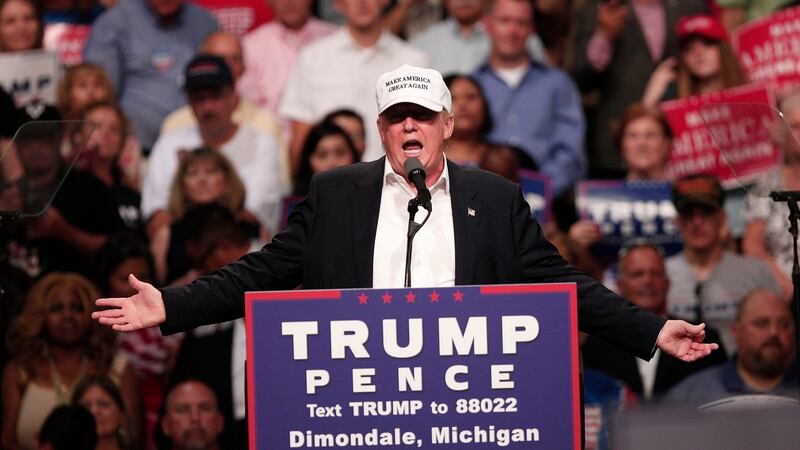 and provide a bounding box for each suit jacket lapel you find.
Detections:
[350,158,385,287]
[449,161,481,284]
